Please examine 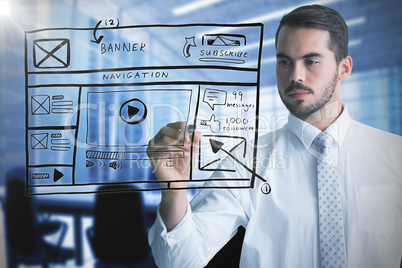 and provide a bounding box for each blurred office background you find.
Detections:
[0,0,401,267]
